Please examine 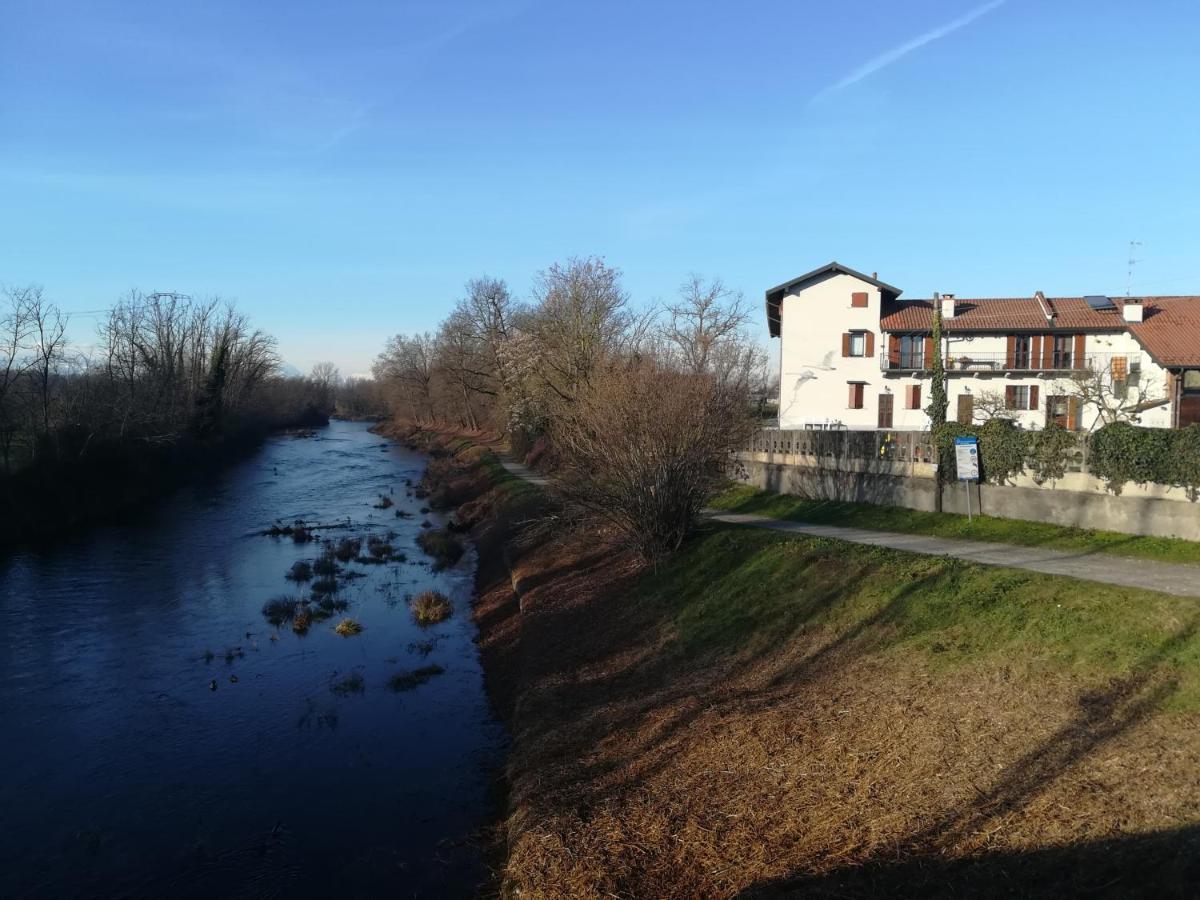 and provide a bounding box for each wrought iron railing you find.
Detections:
[880,351,1141,375]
